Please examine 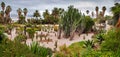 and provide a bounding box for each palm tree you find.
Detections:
[19,14,26,24]
[95,6,99,18]
[5,5,12,23]
[17,8,22,17]
[91,11,94,17]
[52,7,59,19]
[59,8,64,15]
[43,9,50,20]
[86,10,89,15]
[17,8,22,23]
[1,2,5,11]
[1,2,5,24]
[0,11,4,23]
[23,8,28,18]
[5,5,12,16]
[33,10,40,19]
[102,6,106,17]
